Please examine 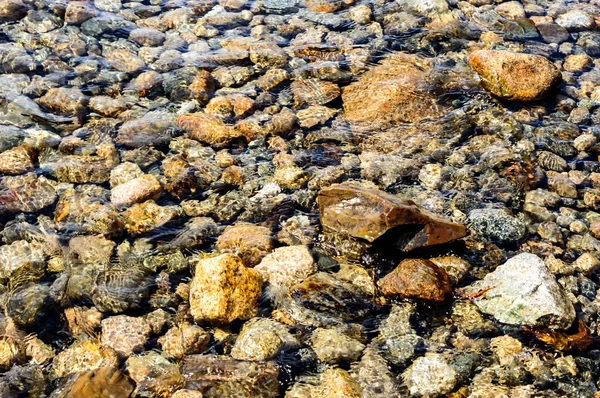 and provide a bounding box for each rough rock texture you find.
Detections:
[125,351,185,397]
[158,323,210,360]
[342,52,448,127]
[378,258,452,302]
[469,50,562,101]
[52,367,135,398]
[318,182,466,249]
[403,355,458,396]
[100,315,151,357]
[50,340,119,379]
[231,317,299,361]
[216,223,274,266]
[189,253,263,324]
[182,354,280,398]
[465,253,575,329]
[110,174,162,207]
